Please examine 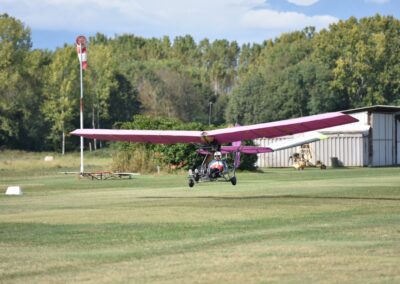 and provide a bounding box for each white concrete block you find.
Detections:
[44,156,54,161]
[5,186,23,195]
